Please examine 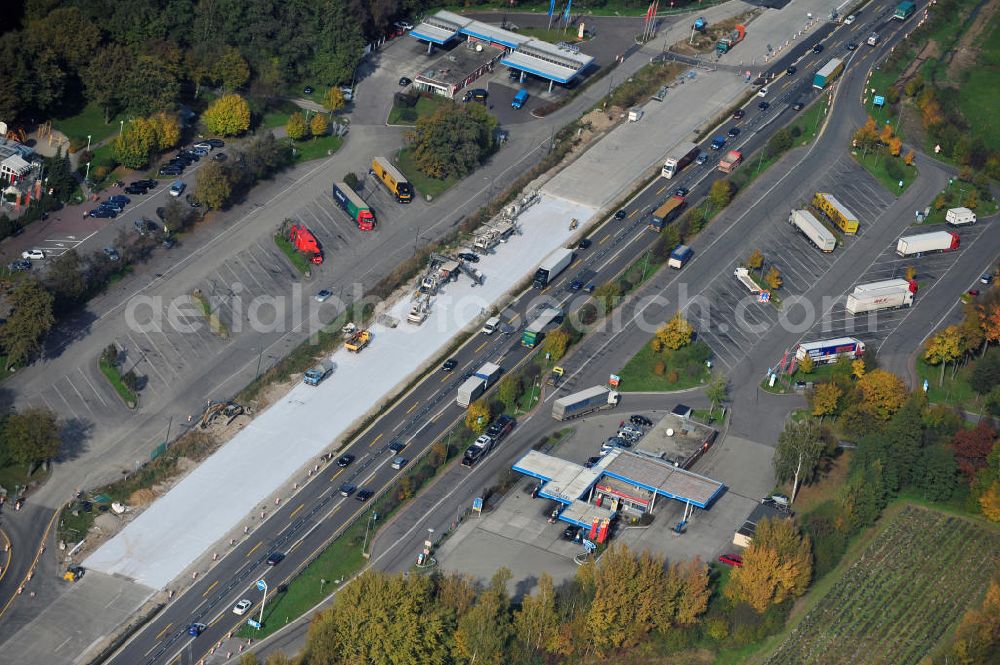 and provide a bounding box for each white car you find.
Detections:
[22,249,45,260]
[192,142,213,152]
[844,14,856,25]
[233,599,252,615]
[169,181,186,197]
[757,86,769,98]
